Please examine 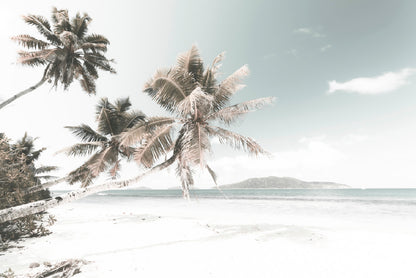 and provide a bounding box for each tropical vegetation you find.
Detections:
[0,133,56,246]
